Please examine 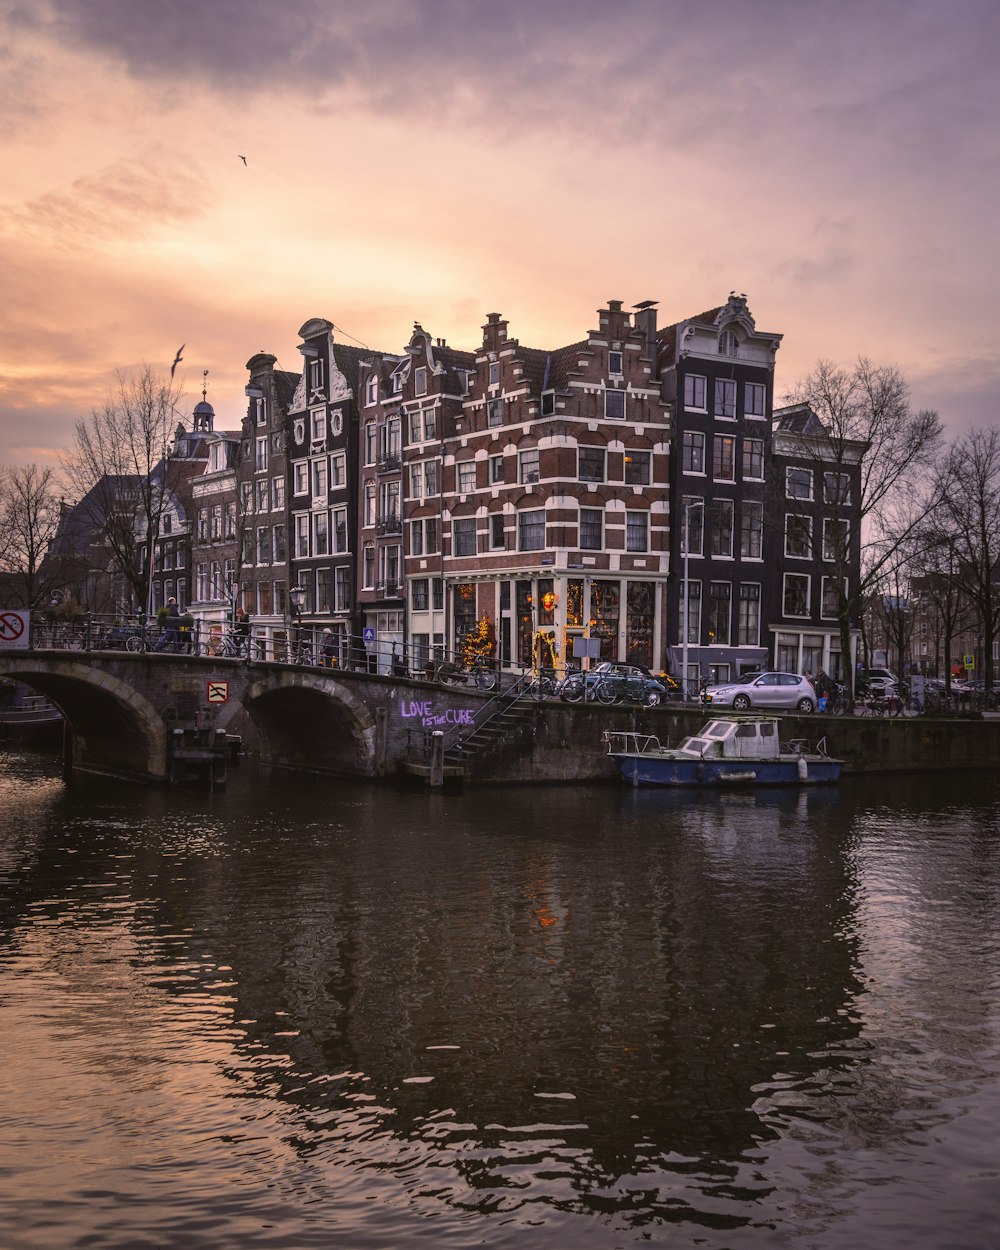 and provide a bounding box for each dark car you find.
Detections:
[560,661,674,707]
